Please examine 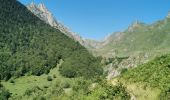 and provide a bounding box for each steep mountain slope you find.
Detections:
[96,16,170,57]
[92,15,170,80]
[118,54,170,100]
[0,0,103,80]
[27,2,86,46]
